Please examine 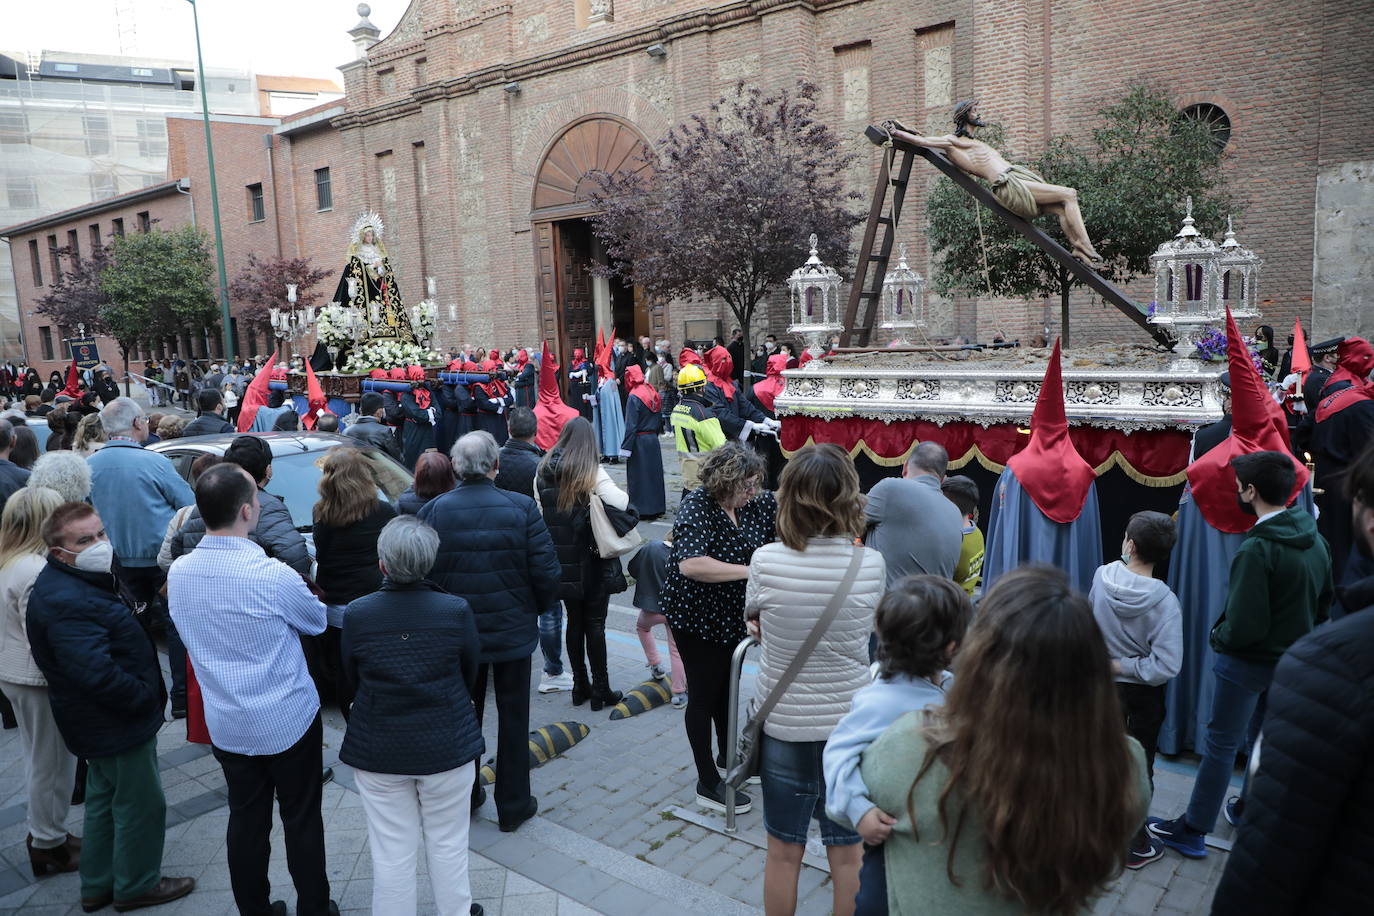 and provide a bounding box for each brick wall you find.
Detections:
[9,187,192,377]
